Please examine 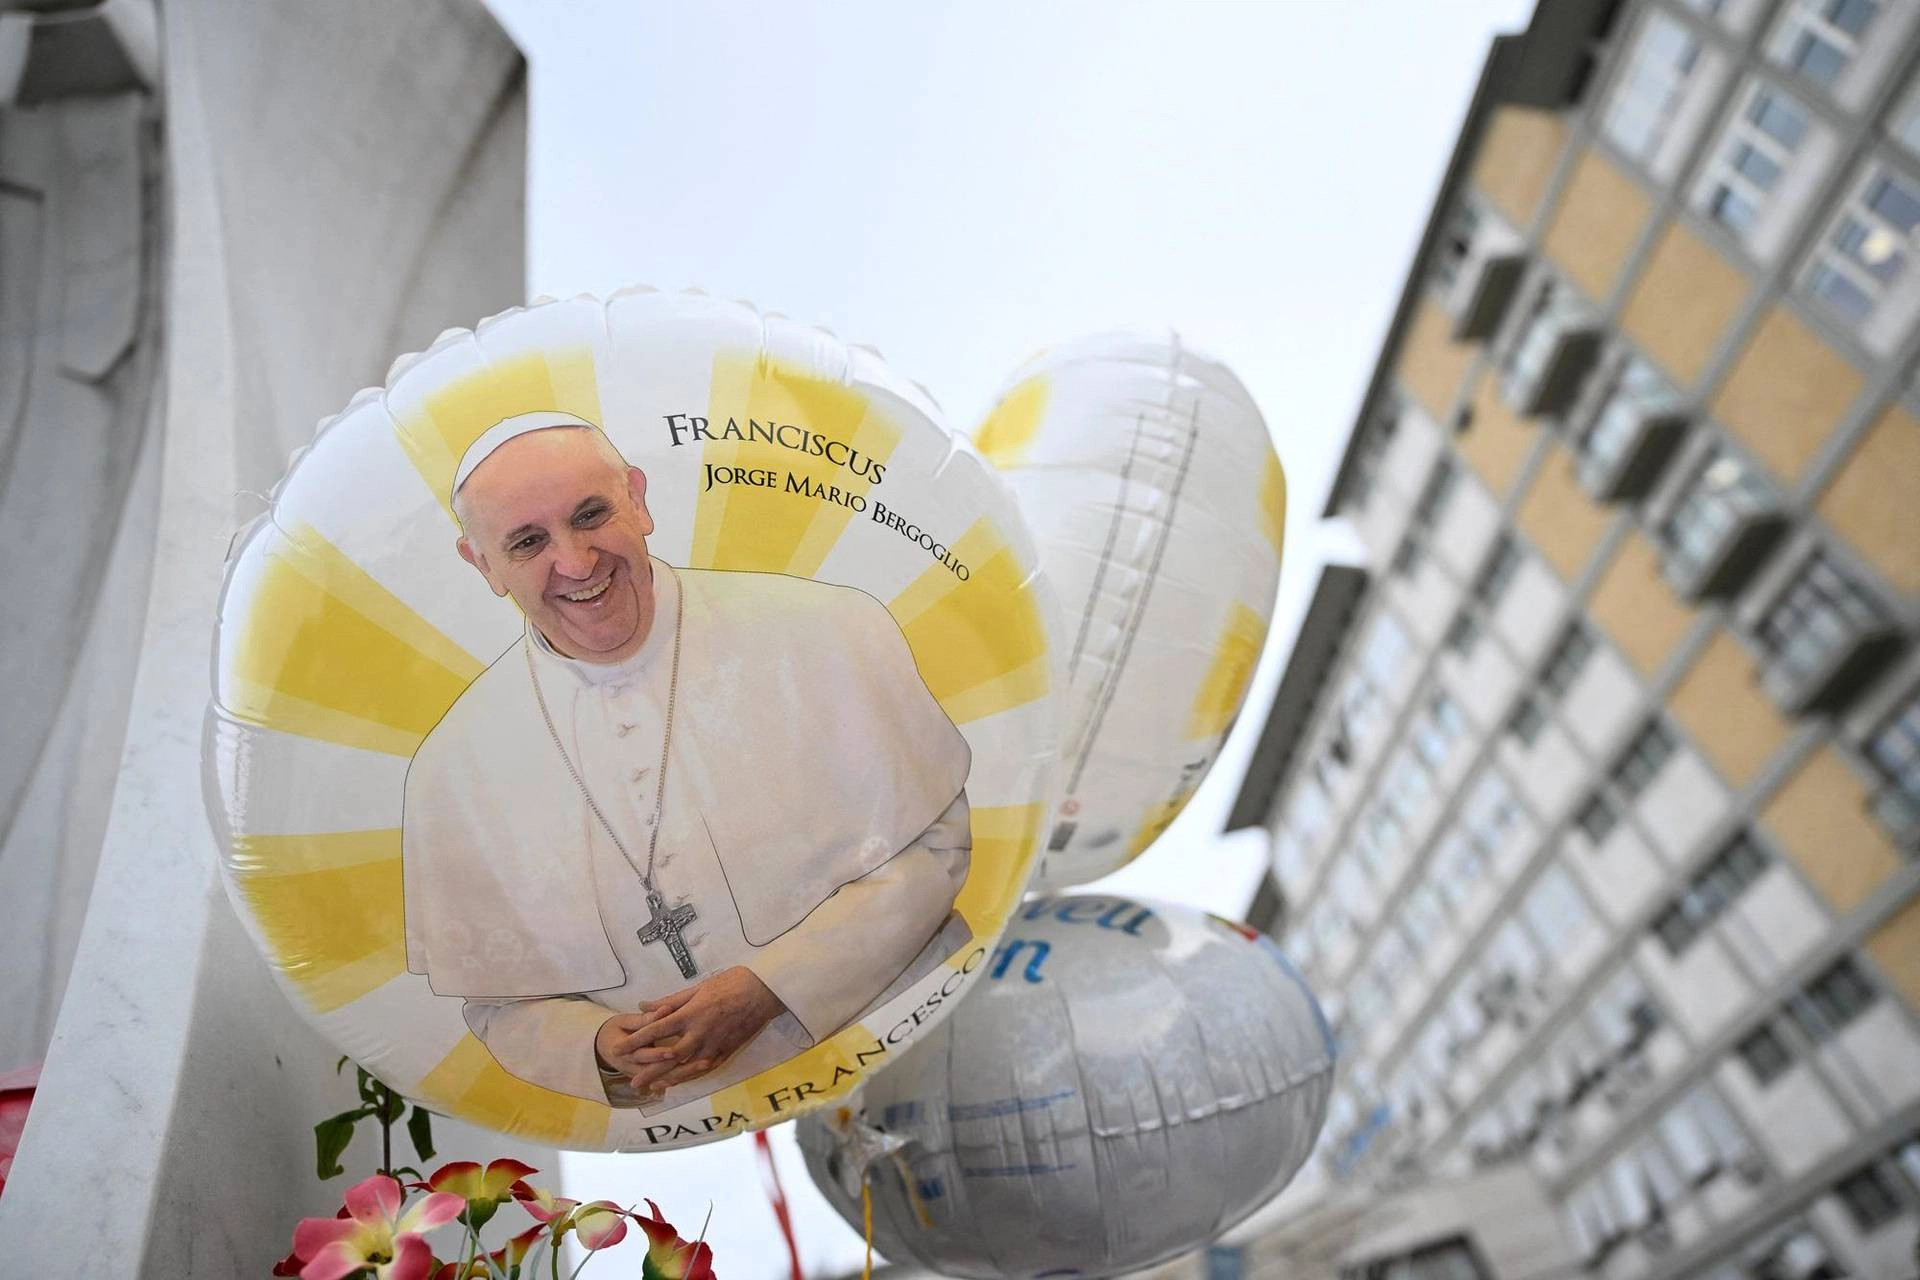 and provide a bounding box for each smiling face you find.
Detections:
[454,427,657,664]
